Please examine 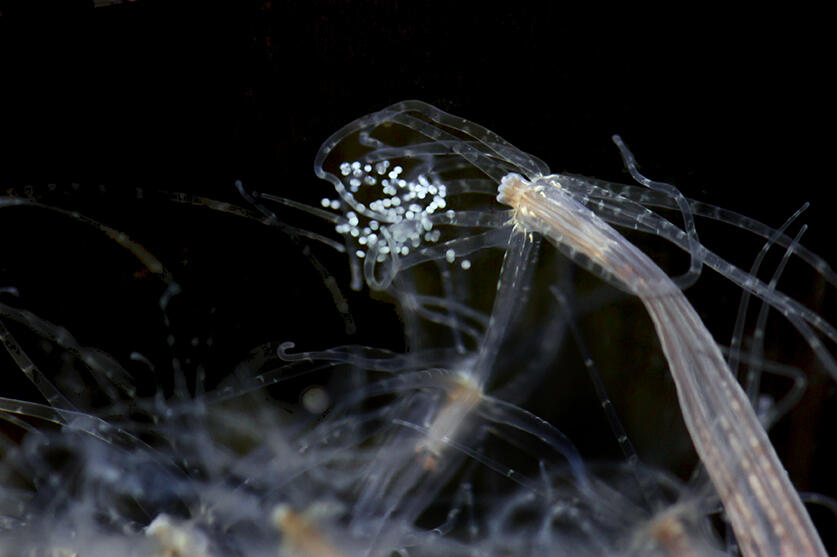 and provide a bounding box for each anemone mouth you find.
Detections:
[496,173,529,209]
